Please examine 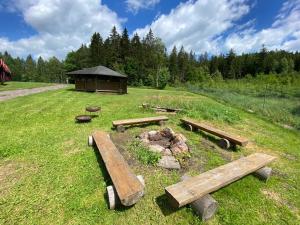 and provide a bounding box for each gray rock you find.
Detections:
[160,127,175,139]
[138,131,149,140]
[158,156,181,169]
[149,144,165,153]
[172,133,187,144]
[171,141,189,154]
[162,148,172,156]
[148,130,163,141]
